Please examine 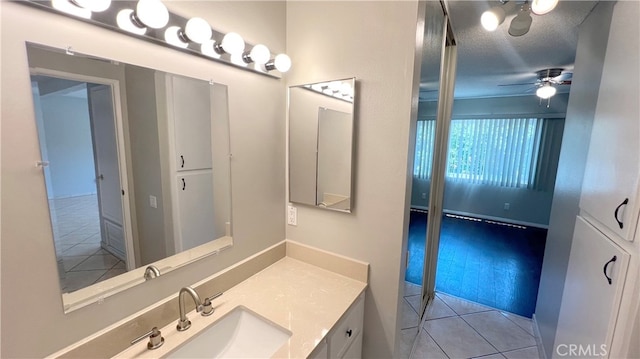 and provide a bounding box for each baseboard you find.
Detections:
[532,314,548,359]
[409,206,549,229]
